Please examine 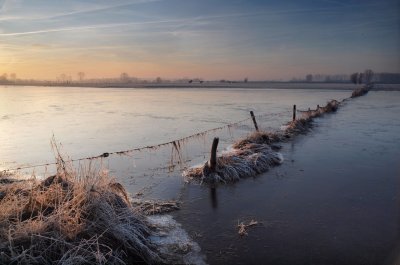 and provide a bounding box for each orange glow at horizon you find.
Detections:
[0,0,399,81]
[1,54,305,81]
